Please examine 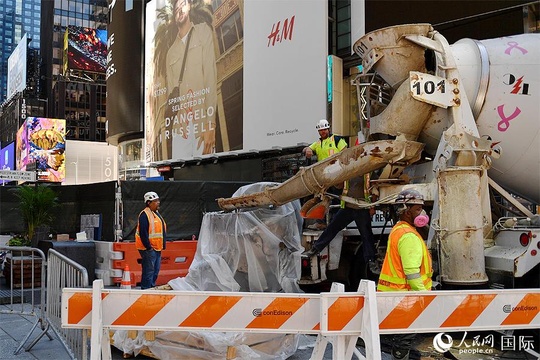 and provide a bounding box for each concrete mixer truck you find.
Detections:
[217,24,540,290]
